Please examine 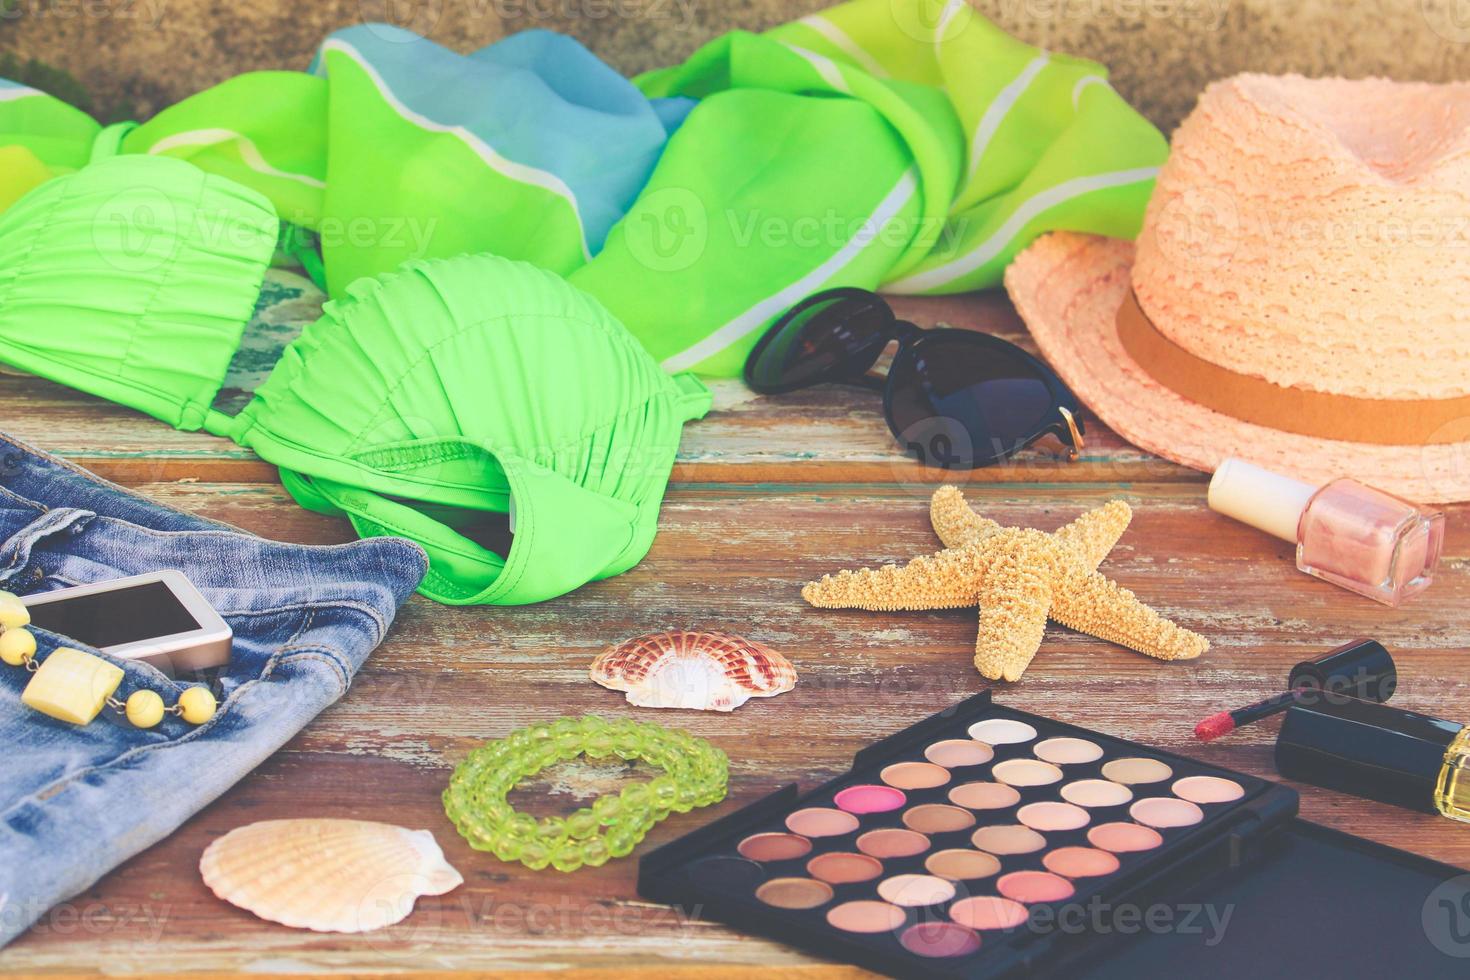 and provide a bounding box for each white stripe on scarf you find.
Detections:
[661,168,919,374]
[797,15,889,78]
[319,38,592,263]
[885,166,1159,294]
[967,54,1051,181]
[147,129,328,189]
